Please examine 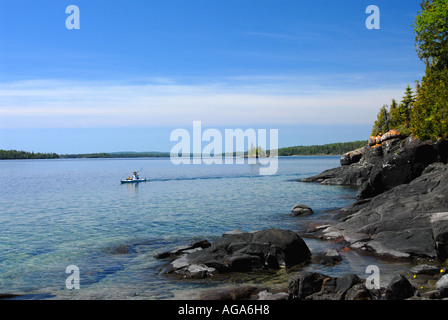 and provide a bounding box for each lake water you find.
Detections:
[0,157,415,299]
